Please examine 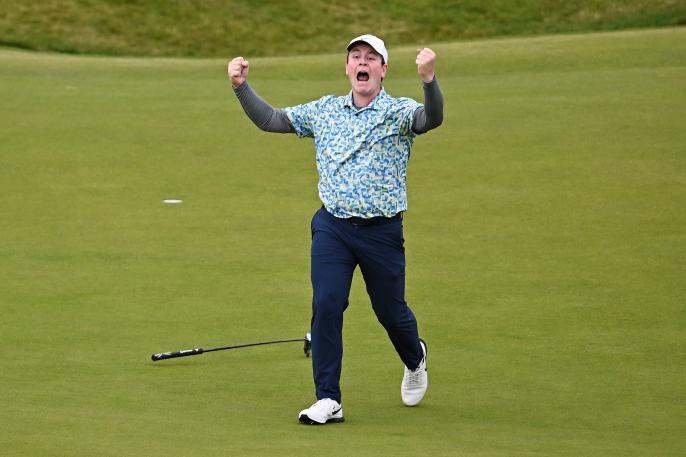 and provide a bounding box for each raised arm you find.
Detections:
[412,48,443,134]
[228,57,294,133]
